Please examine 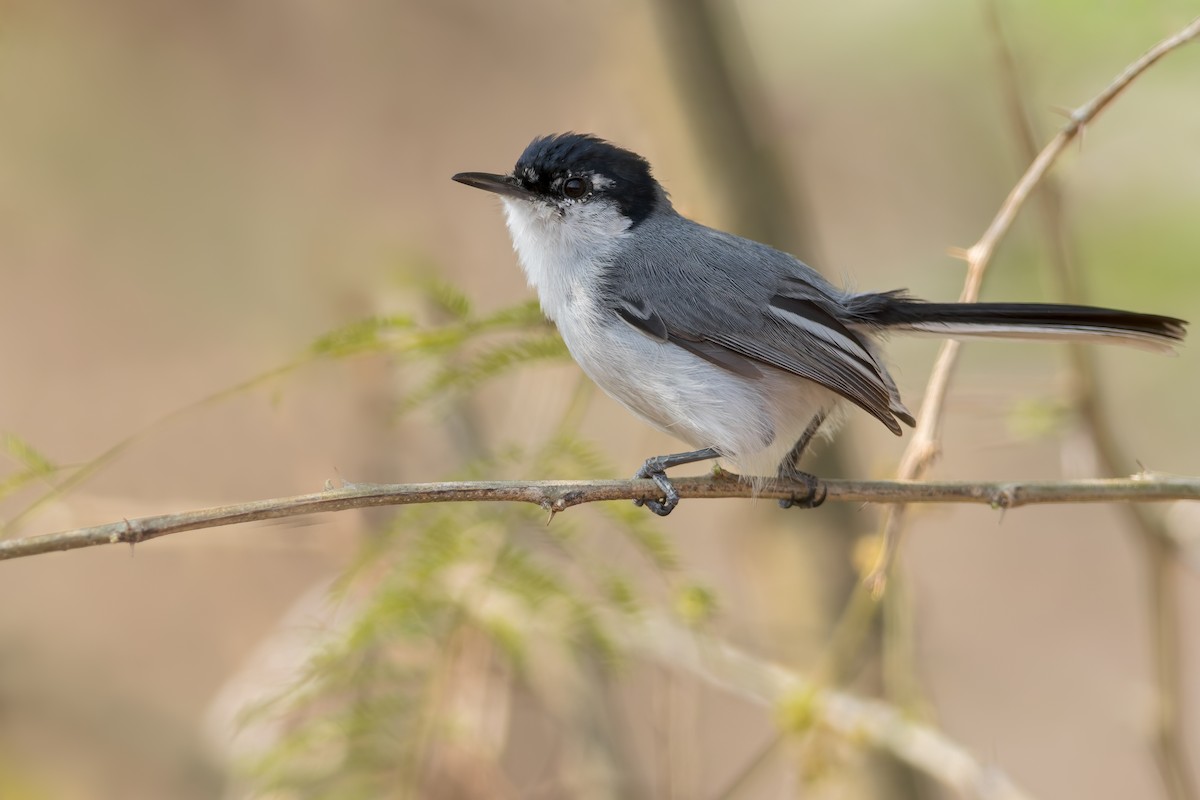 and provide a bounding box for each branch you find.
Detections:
[623,614,1037,800]
[985,8,1198,799]
[867,14,1200,592]
[2,475,1197,561]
